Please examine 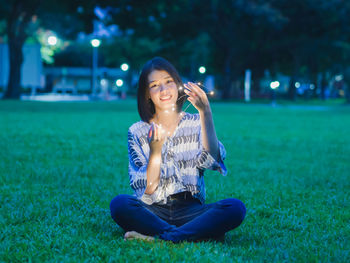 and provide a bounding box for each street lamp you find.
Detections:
[48,35,57,46]
[121,63,129,71]
[116,79,123,87]
[270,81,280,106]
[198,66,206,74]
[90,38,101,97]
